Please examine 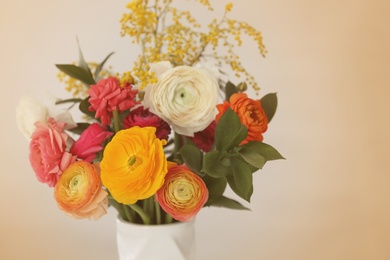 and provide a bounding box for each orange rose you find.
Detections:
[216,93,268,144]
[54,161,108,220]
